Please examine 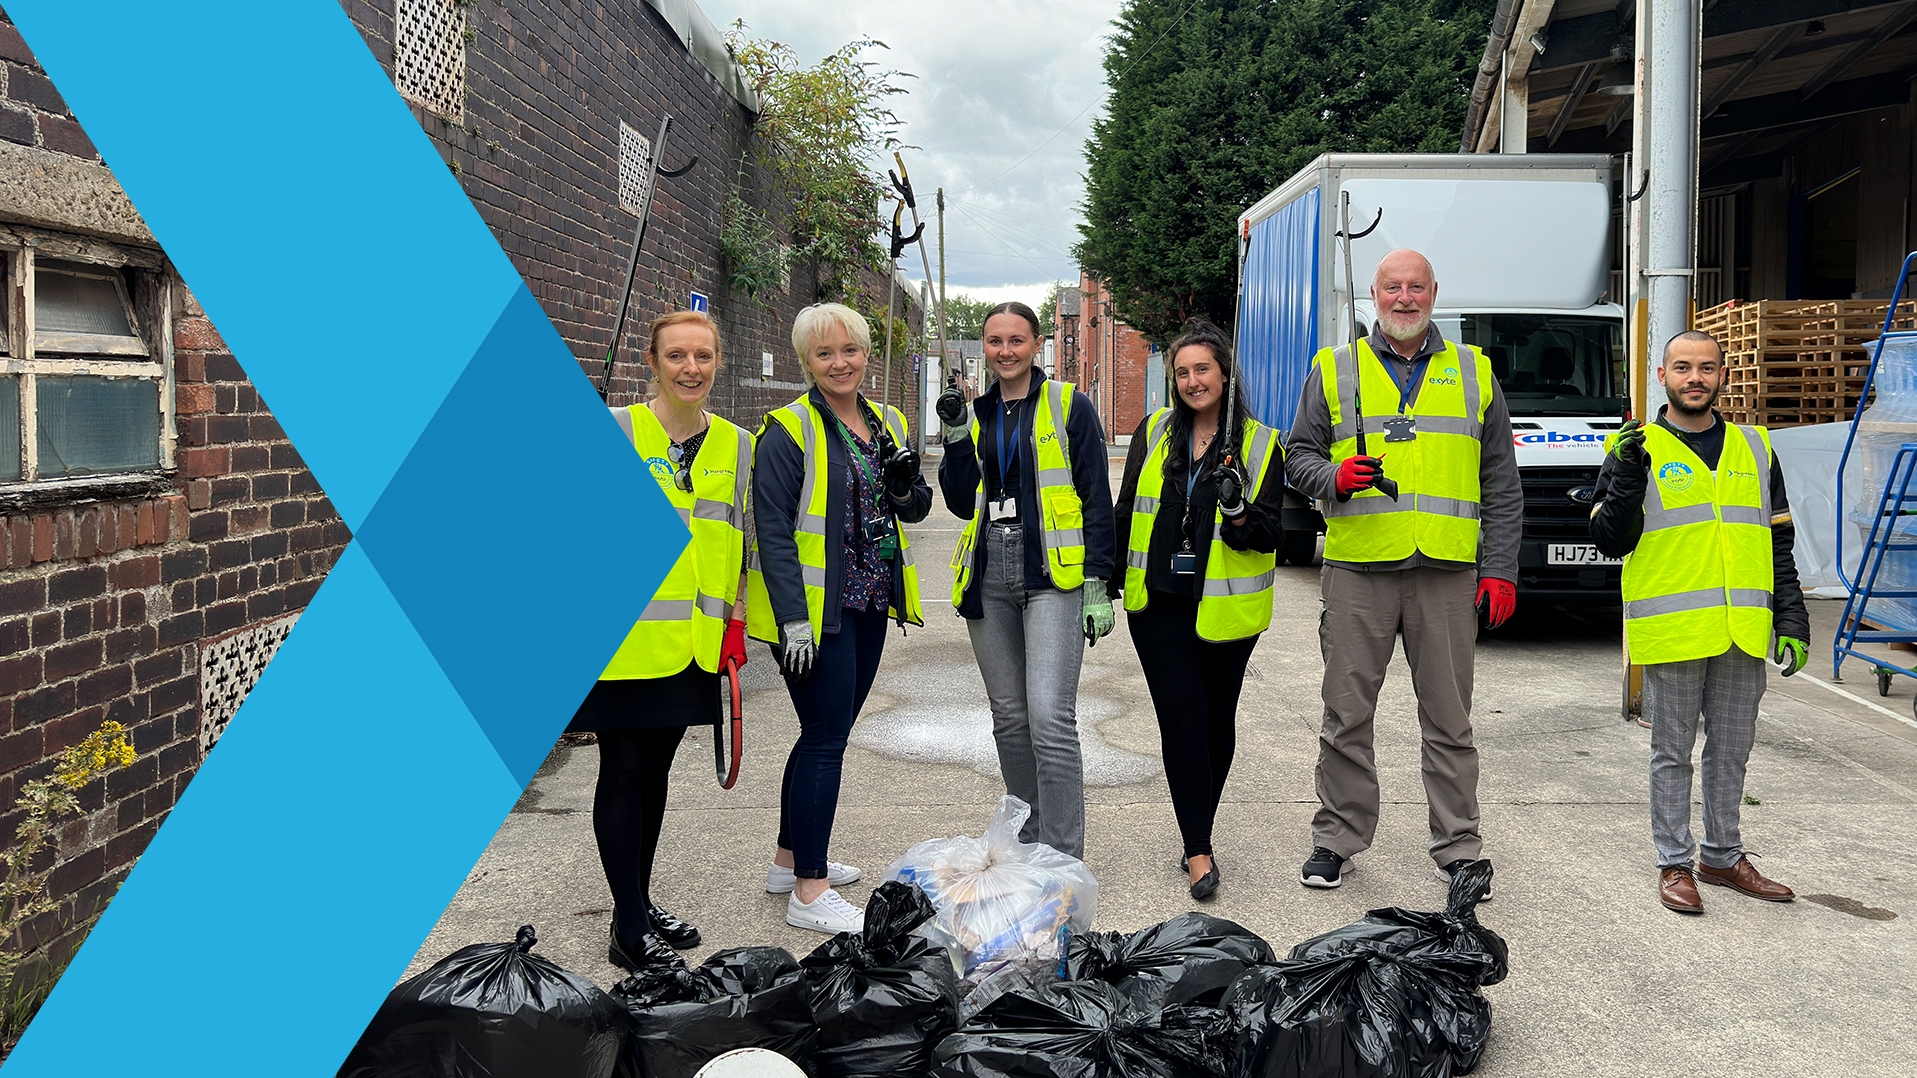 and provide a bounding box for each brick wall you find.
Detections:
[1079,274,1156,443]
[0,6,350,977]
[340,0,925,437]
